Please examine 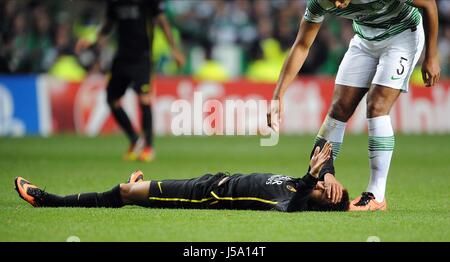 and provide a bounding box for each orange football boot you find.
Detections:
[124,138,145,161]
[138,147,154,162]
[127,170,145,183]
[14,177,44,207]
[123,144,138,161]
[349,192,387,211]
